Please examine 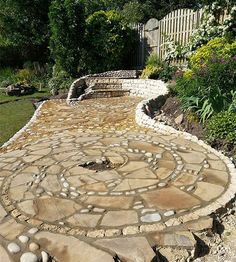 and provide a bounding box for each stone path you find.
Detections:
[0,97,234,261]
